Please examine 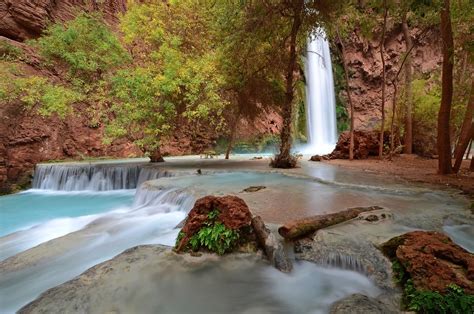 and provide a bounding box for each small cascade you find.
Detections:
[301,30,338,155]
[32,164,171,191]
[133,186,195,212]
[320,252,367,274]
